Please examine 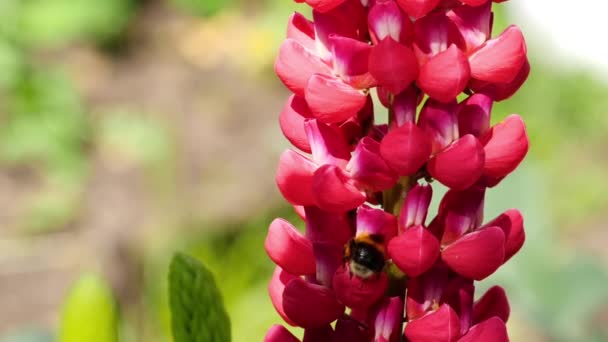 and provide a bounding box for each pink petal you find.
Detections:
[266,218,316,276]
[368,0,413,44]
[428,135,485,190]
[438,188,485,245]
[313,1,367,58]
[380,123,432,176]
[460,0,489,5]
[348,137,398,191]
[405,304,461,342]
[457,93,493,138]
[440,277,475,335]
[305,74,368,123]
[280,95,314,153]
[312,241,343,287]
[473,286,510,324]
[330,35,373,80]
[417,45,471,103]
[265,325,301,342]
[305,119,351,167]
[413,11,463,62]
[447,2,492,53]
[418,97,459,152]
[441,226,506,280]
[481,114,529,182]
[312,165,366,213]
[269,267,299,326]
[469,25,527,84]
[406,265,450,320]
[332,264,388,309]
[482,209,524,262]
[388,225,440,277]
[374,297,405,342]
[339,95,374,145]
[399,183,433,230]
[304,206,353,246]
[391,86,421,127]
[283,277,345,328]
[276,150,317,206]
[369,38,419,94]
[275,39,331,96]
[458,317,509,342]
[356,205,398,239]
[396,0,441,20]
[287,12,316,51]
